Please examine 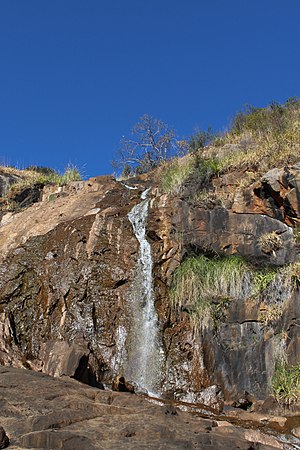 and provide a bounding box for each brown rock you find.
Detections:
[0,365,290,450]
[292,427,300,438]
[244,429,284,448]
[112,375,135,393]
